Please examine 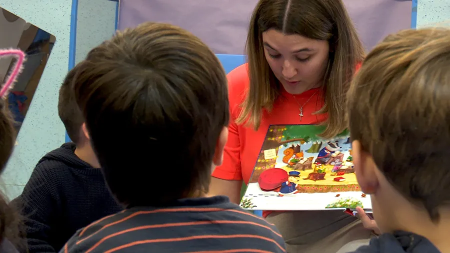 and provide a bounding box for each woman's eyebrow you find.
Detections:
[263,42,277,51]
[263,42,313,53]
[292,48,313,53]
